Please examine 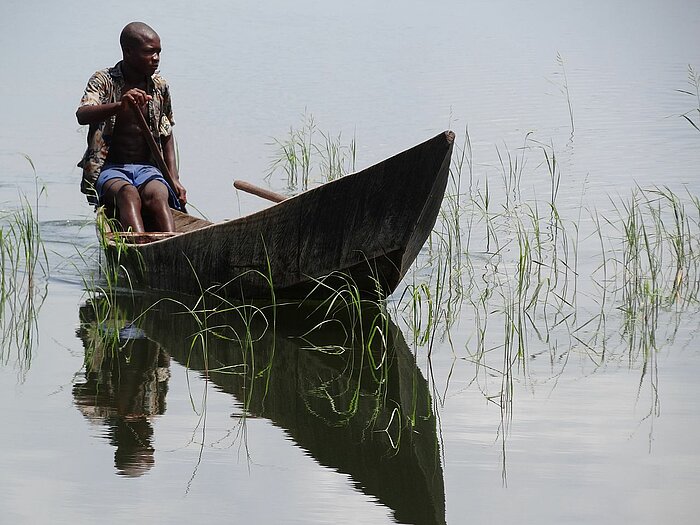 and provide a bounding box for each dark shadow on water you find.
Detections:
[75,291,445,525]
